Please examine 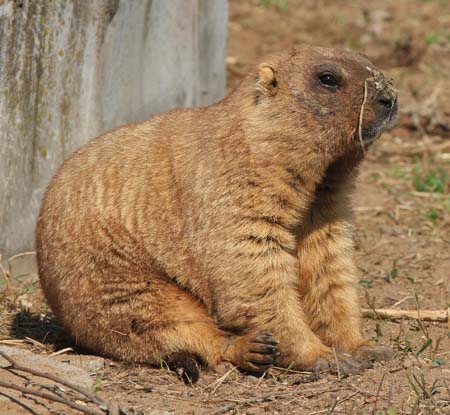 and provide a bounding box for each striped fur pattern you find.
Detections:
[36,47,397,380]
